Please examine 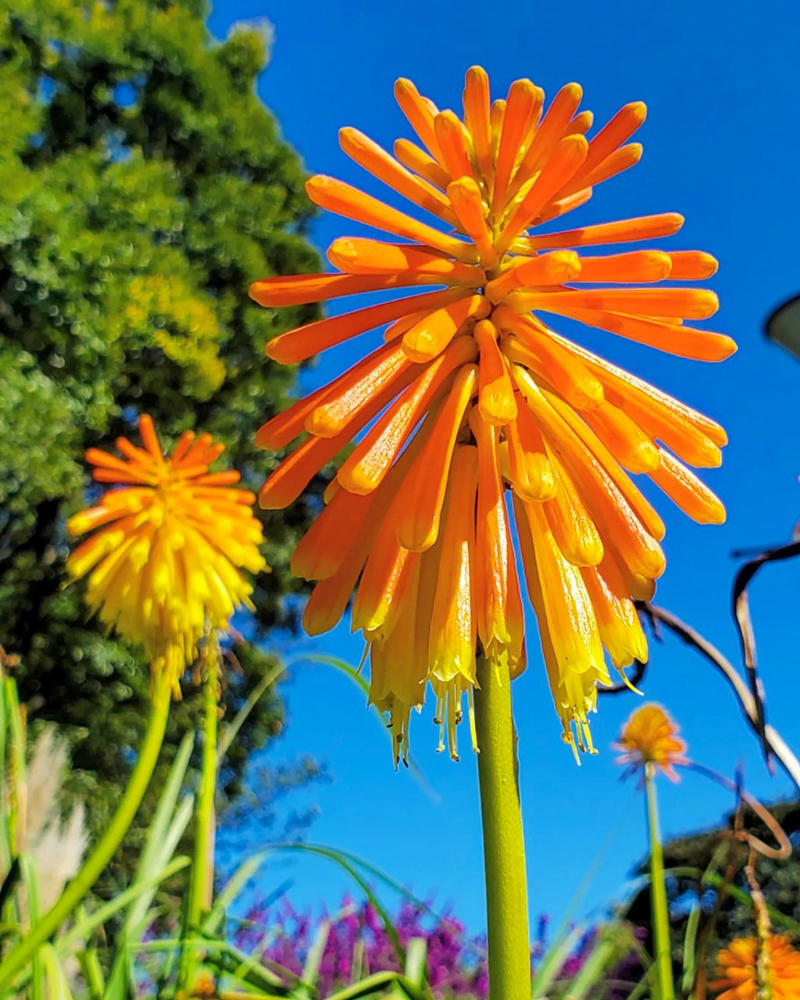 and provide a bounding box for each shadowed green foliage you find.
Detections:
[0,0,323,882]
